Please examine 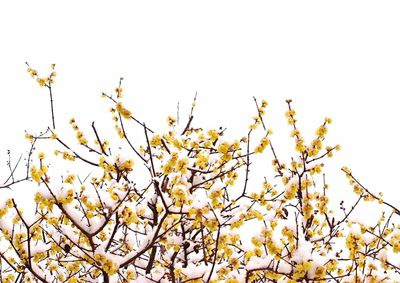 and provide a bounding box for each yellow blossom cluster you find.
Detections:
[27,63,56,87]
[249,99,268,130]
[254,135,270,154]
[69,118,89,145]
[115,102,132,119]
[346,232,366,259]
[30,164,47,183]
[54,149,76,161]
[94,253,119,275]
